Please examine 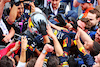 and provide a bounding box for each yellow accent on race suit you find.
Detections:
[62,62,69,67]
[27,45,29,47]
[28,17,34,28]
[44,58,48,62]
[79,46,87,56]
[63,38,67,48]
[26,44,34,51]
[73,40,77,46]
[54,30,58,35]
